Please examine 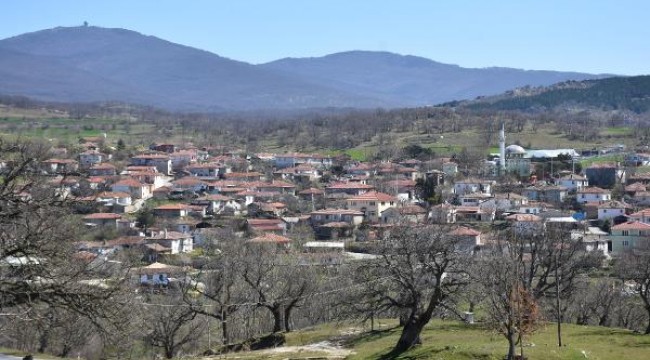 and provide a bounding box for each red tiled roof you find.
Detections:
[155,203,192,210]
[449,226,481,236]
[311,209,364,216]
[248,233,292,244]
[299,188,325,195]
[113,177,143,187]
[83,212,122,220]
[347,191,397,202]
[612,221,650,231]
